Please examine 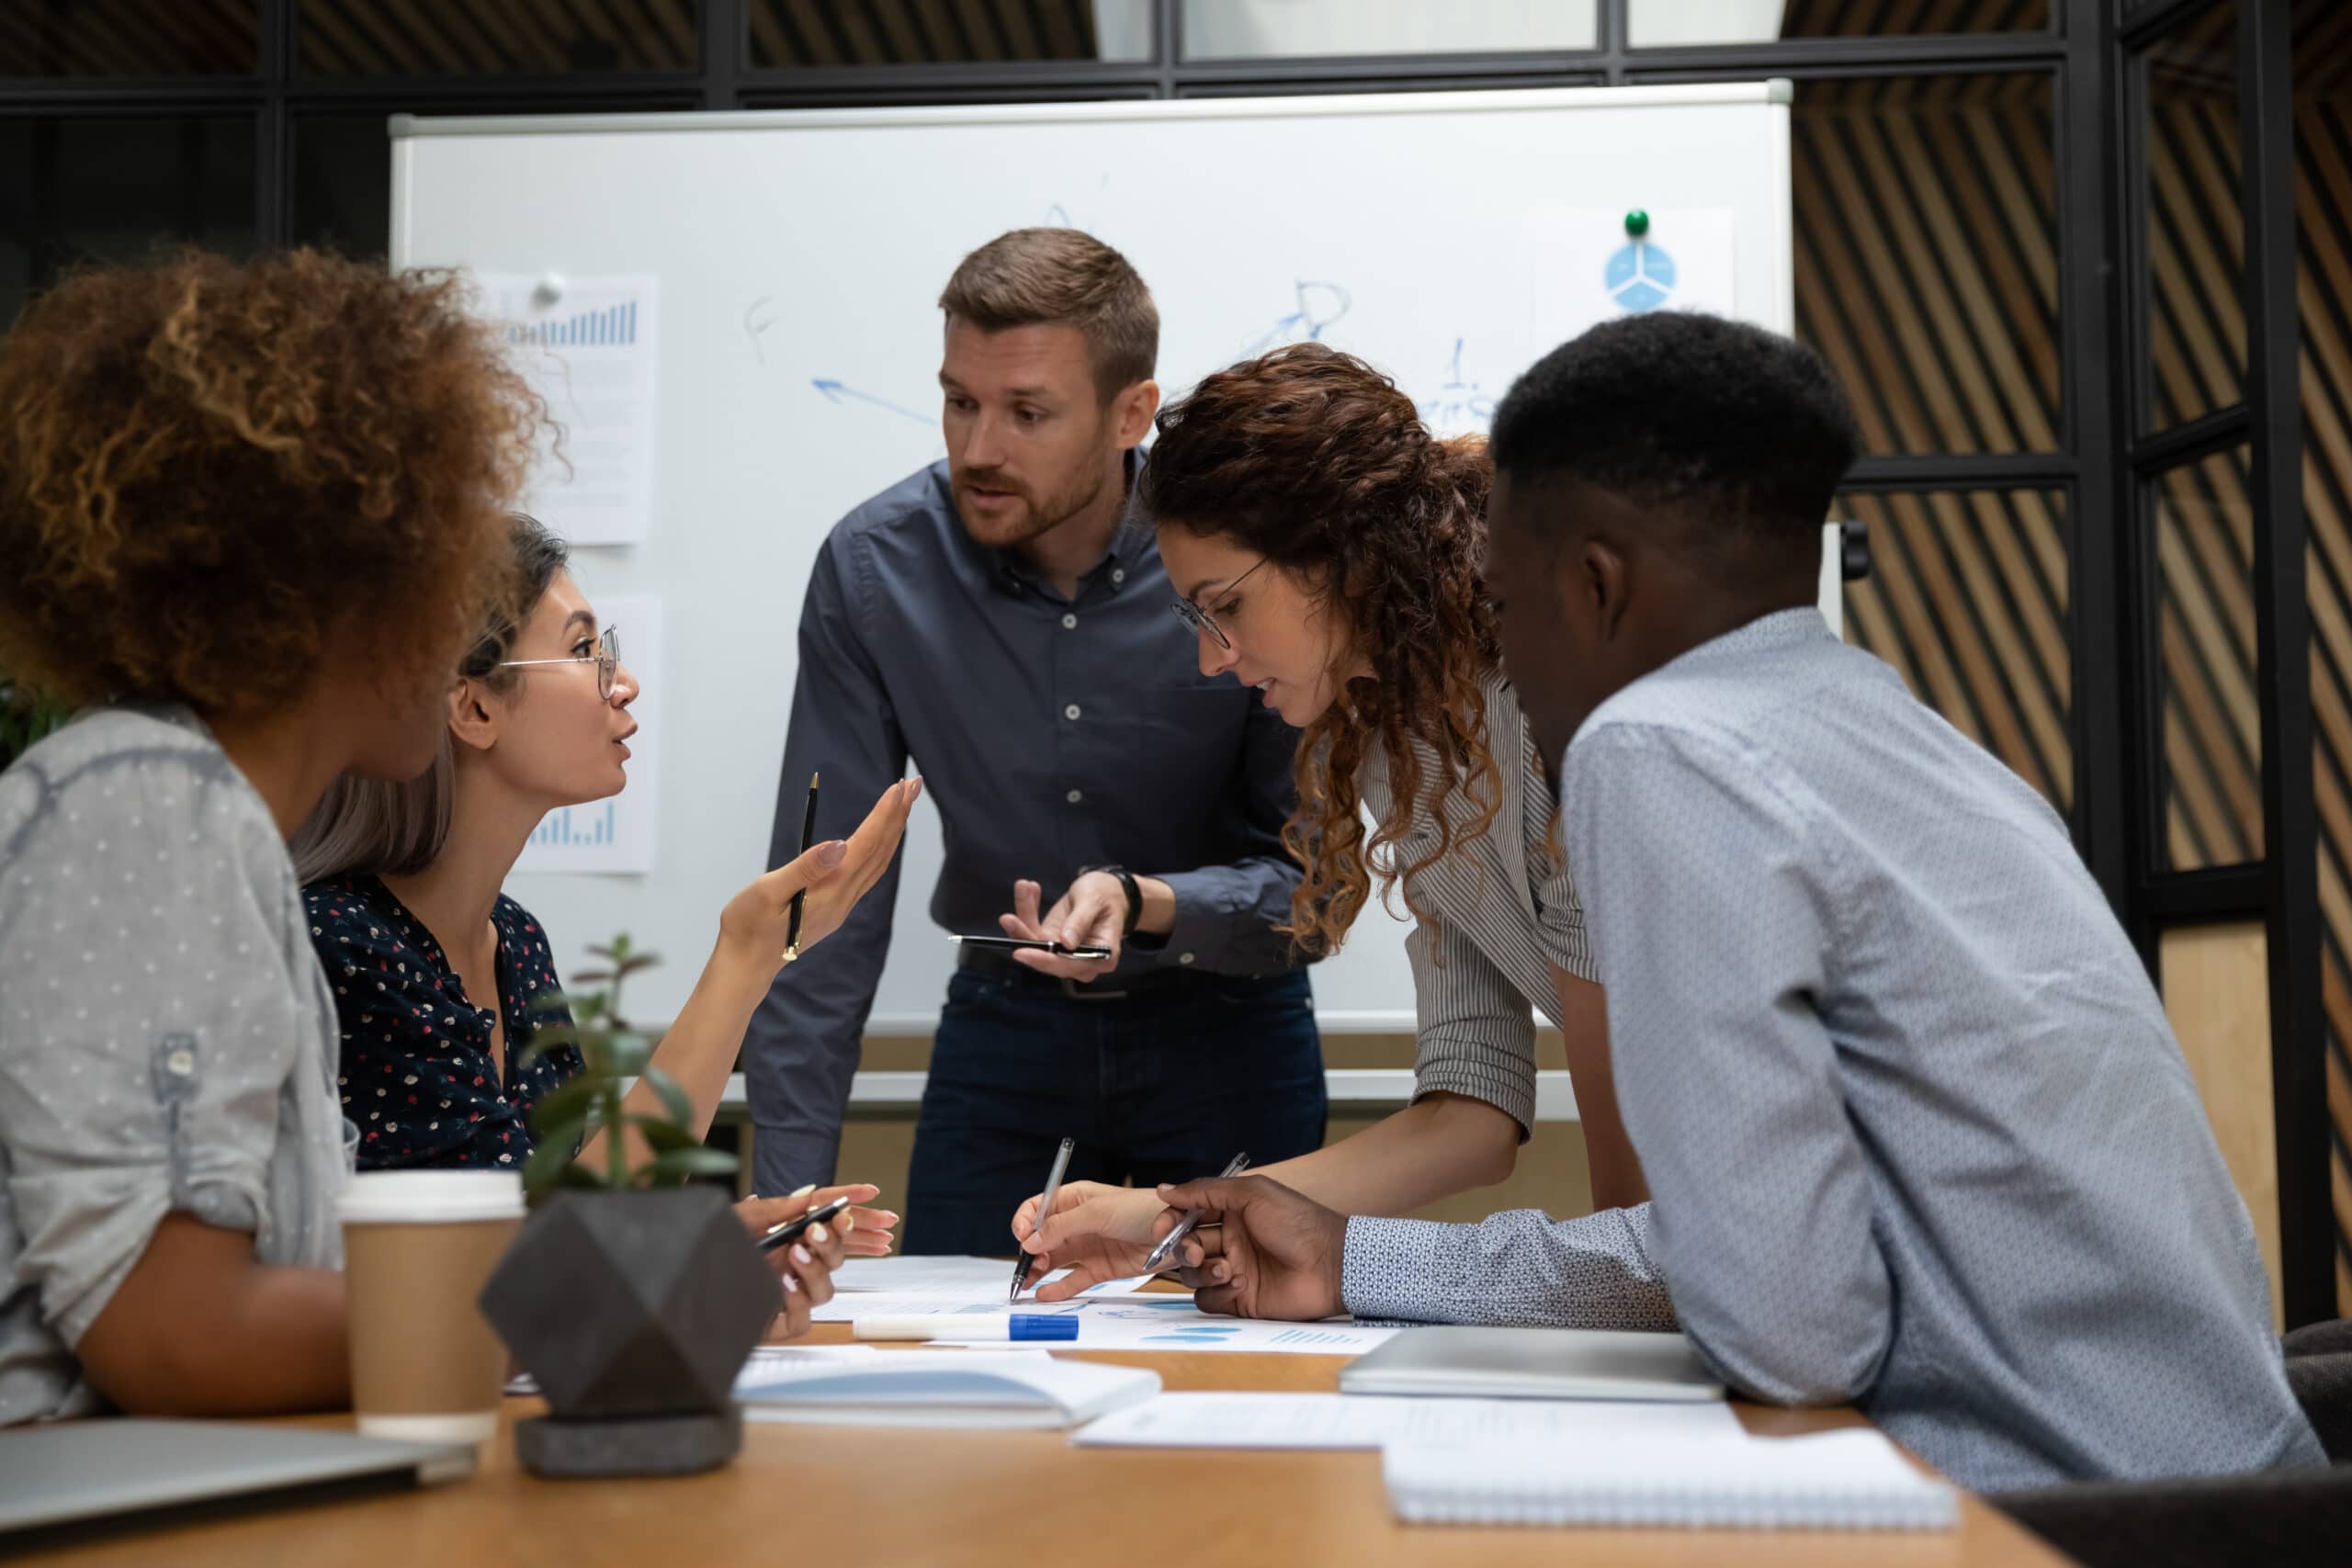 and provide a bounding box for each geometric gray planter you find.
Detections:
[479,1186,778,1476]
